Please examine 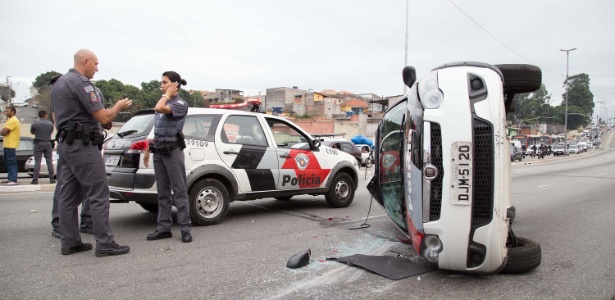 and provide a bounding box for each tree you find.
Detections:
[508,84,551,125]
[561,73,594,117]
[33,71,62,91]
